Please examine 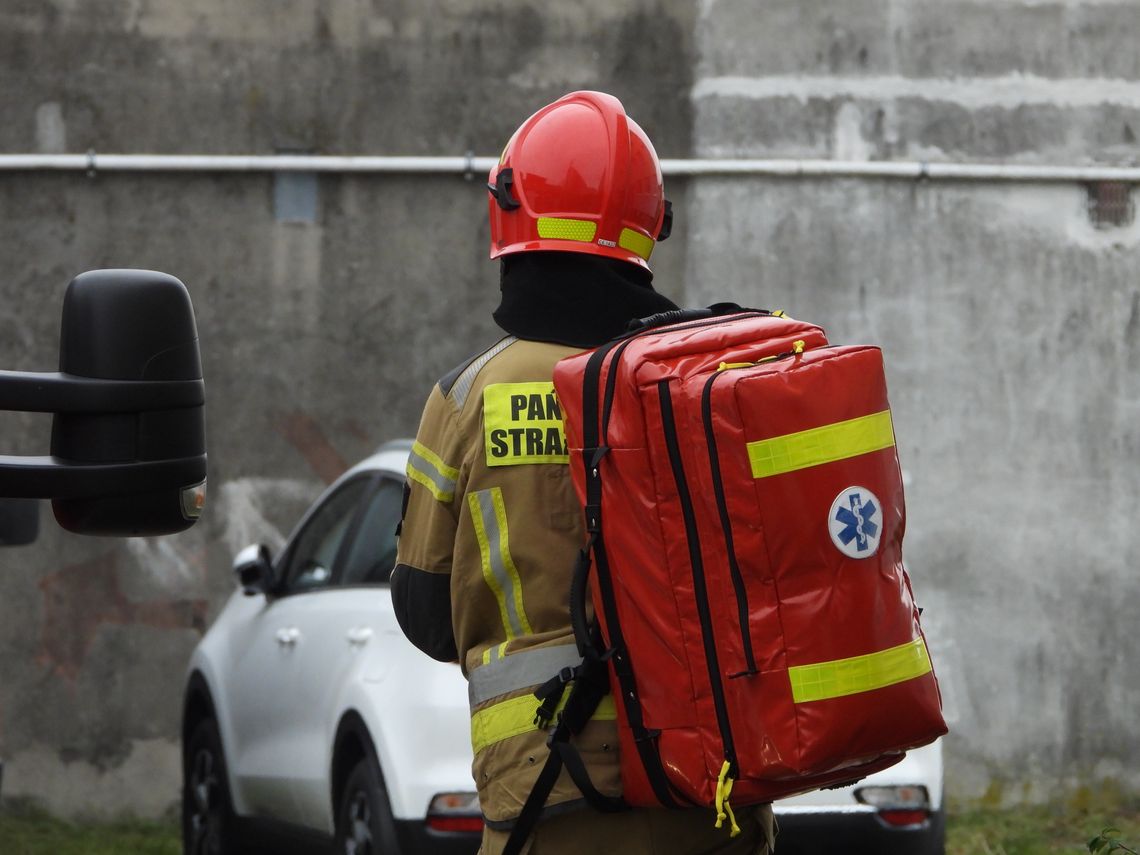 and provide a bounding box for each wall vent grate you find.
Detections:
[1086,181,1134,229]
